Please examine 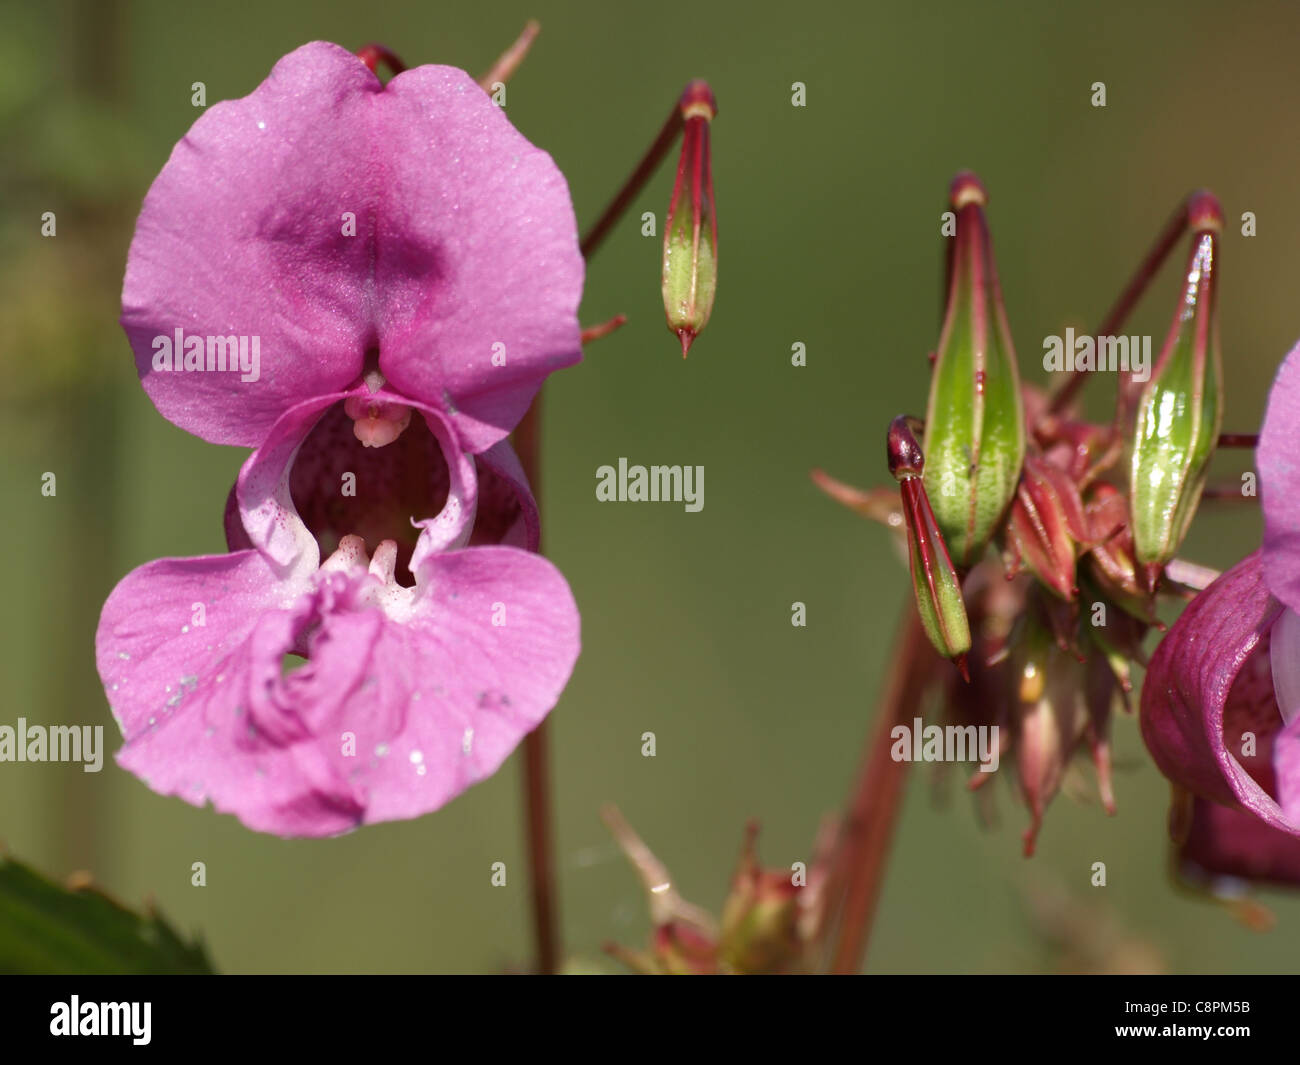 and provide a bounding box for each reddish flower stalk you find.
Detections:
[355,43,407,77]
[521,714,559,973]
[511,396,561,974]
[580,106,685,258]
[824,611,935,972]
[480,32,568,972]
[514,80,715,968]
[810,467,904,526]
[1199,485,1258,502]
[1046,191,1207,418]
[580,314,629,344]
[513,310,663,975]
[477,19,541,90]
